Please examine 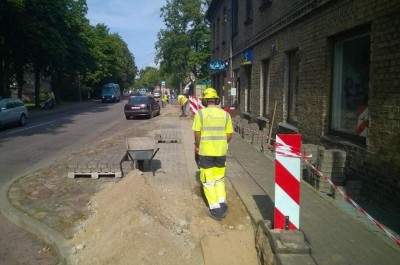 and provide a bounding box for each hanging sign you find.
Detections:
[208,59,226,71]
[241,49,254,65]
